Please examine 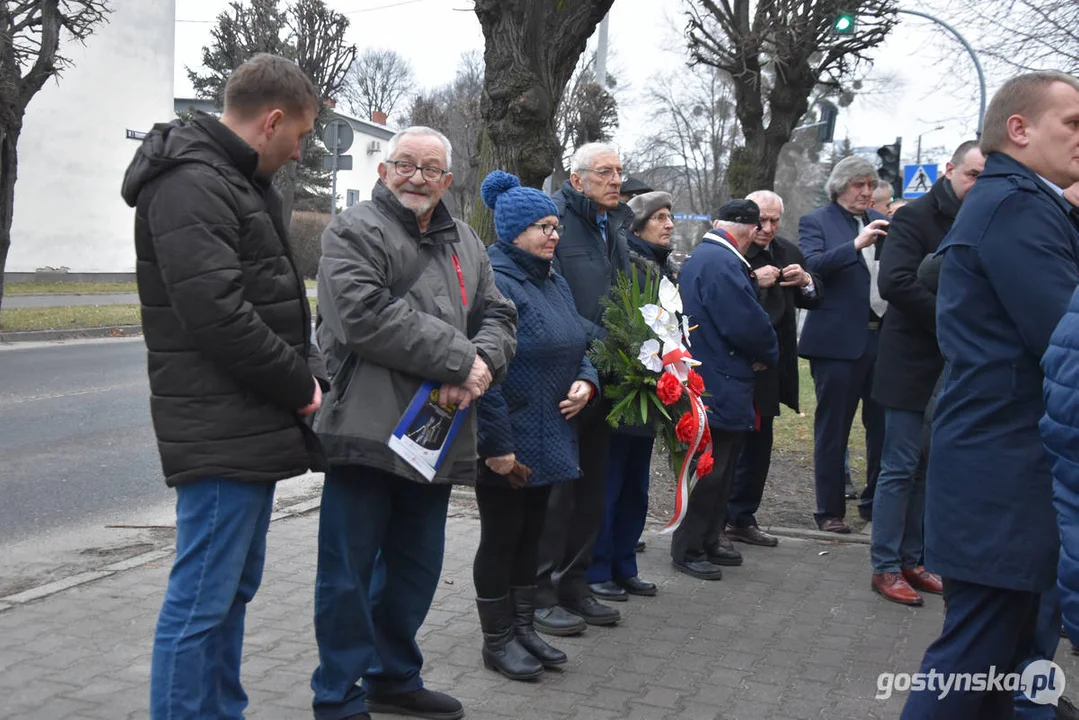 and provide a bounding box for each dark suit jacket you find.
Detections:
[744,236,822,416]
[872,177,959,411]
[797,202,888,360]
